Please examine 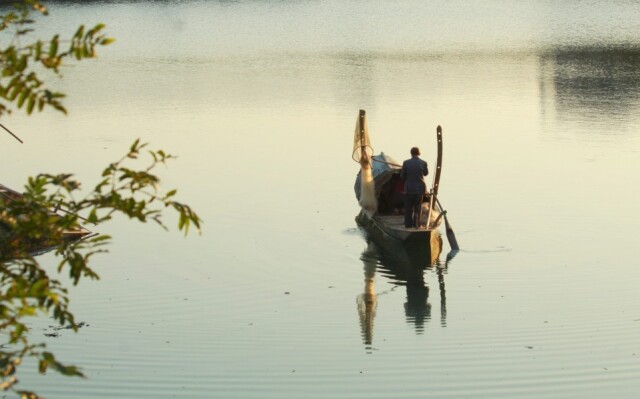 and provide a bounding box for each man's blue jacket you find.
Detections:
[400,156,429,194]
